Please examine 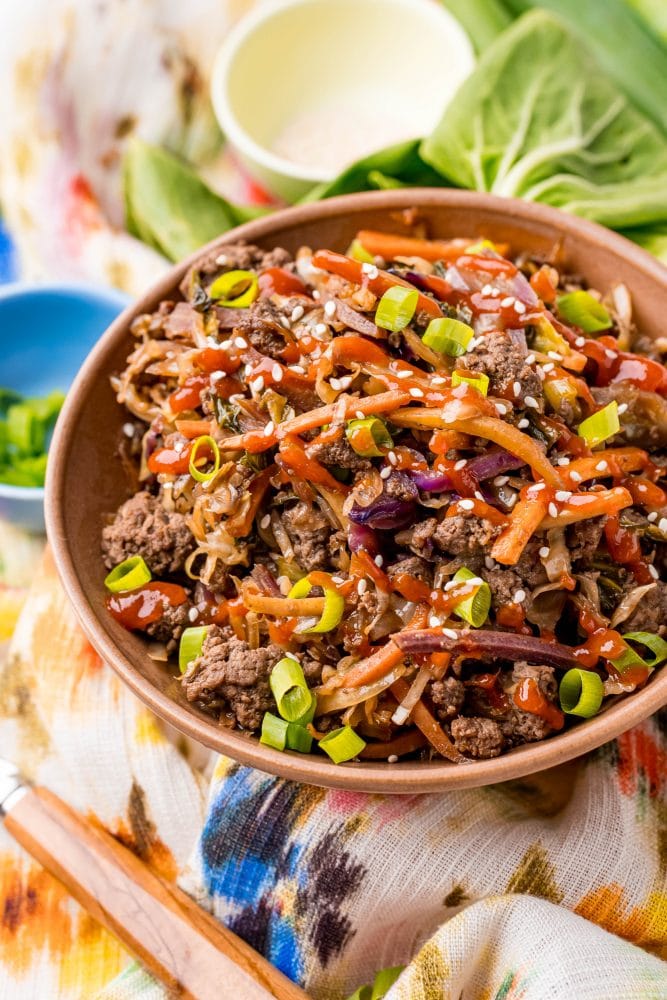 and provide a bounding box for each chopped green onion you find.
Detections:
[611,631,667,677]
[452,566,491,628]
[347,239,375,264]
[189,434,221,483]
[577,401,619,448]
[422,317,474,357]
[209,269,259,307]
[319,725,366,764]
[464,239,497,254]
[104,555,152,593]
[451,370,489,397]
[178,625,210,674]
[288,575,345,634]
[270,657,312,721]
[375,286,419,332]
[345,417,393,458]
[286,723,313,754]
[260,712,289,751]
[559,668,604,718]
[371,966,404,999]
[556,291,612,333]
